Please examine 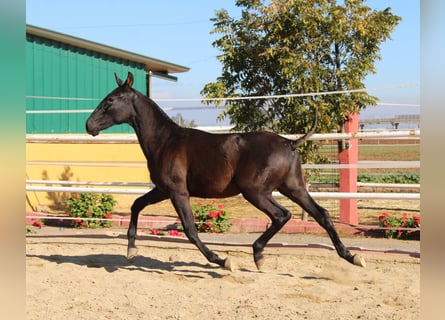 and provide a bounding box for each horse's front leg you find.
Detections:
[170,193,232,270]
[127,187,168,259]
